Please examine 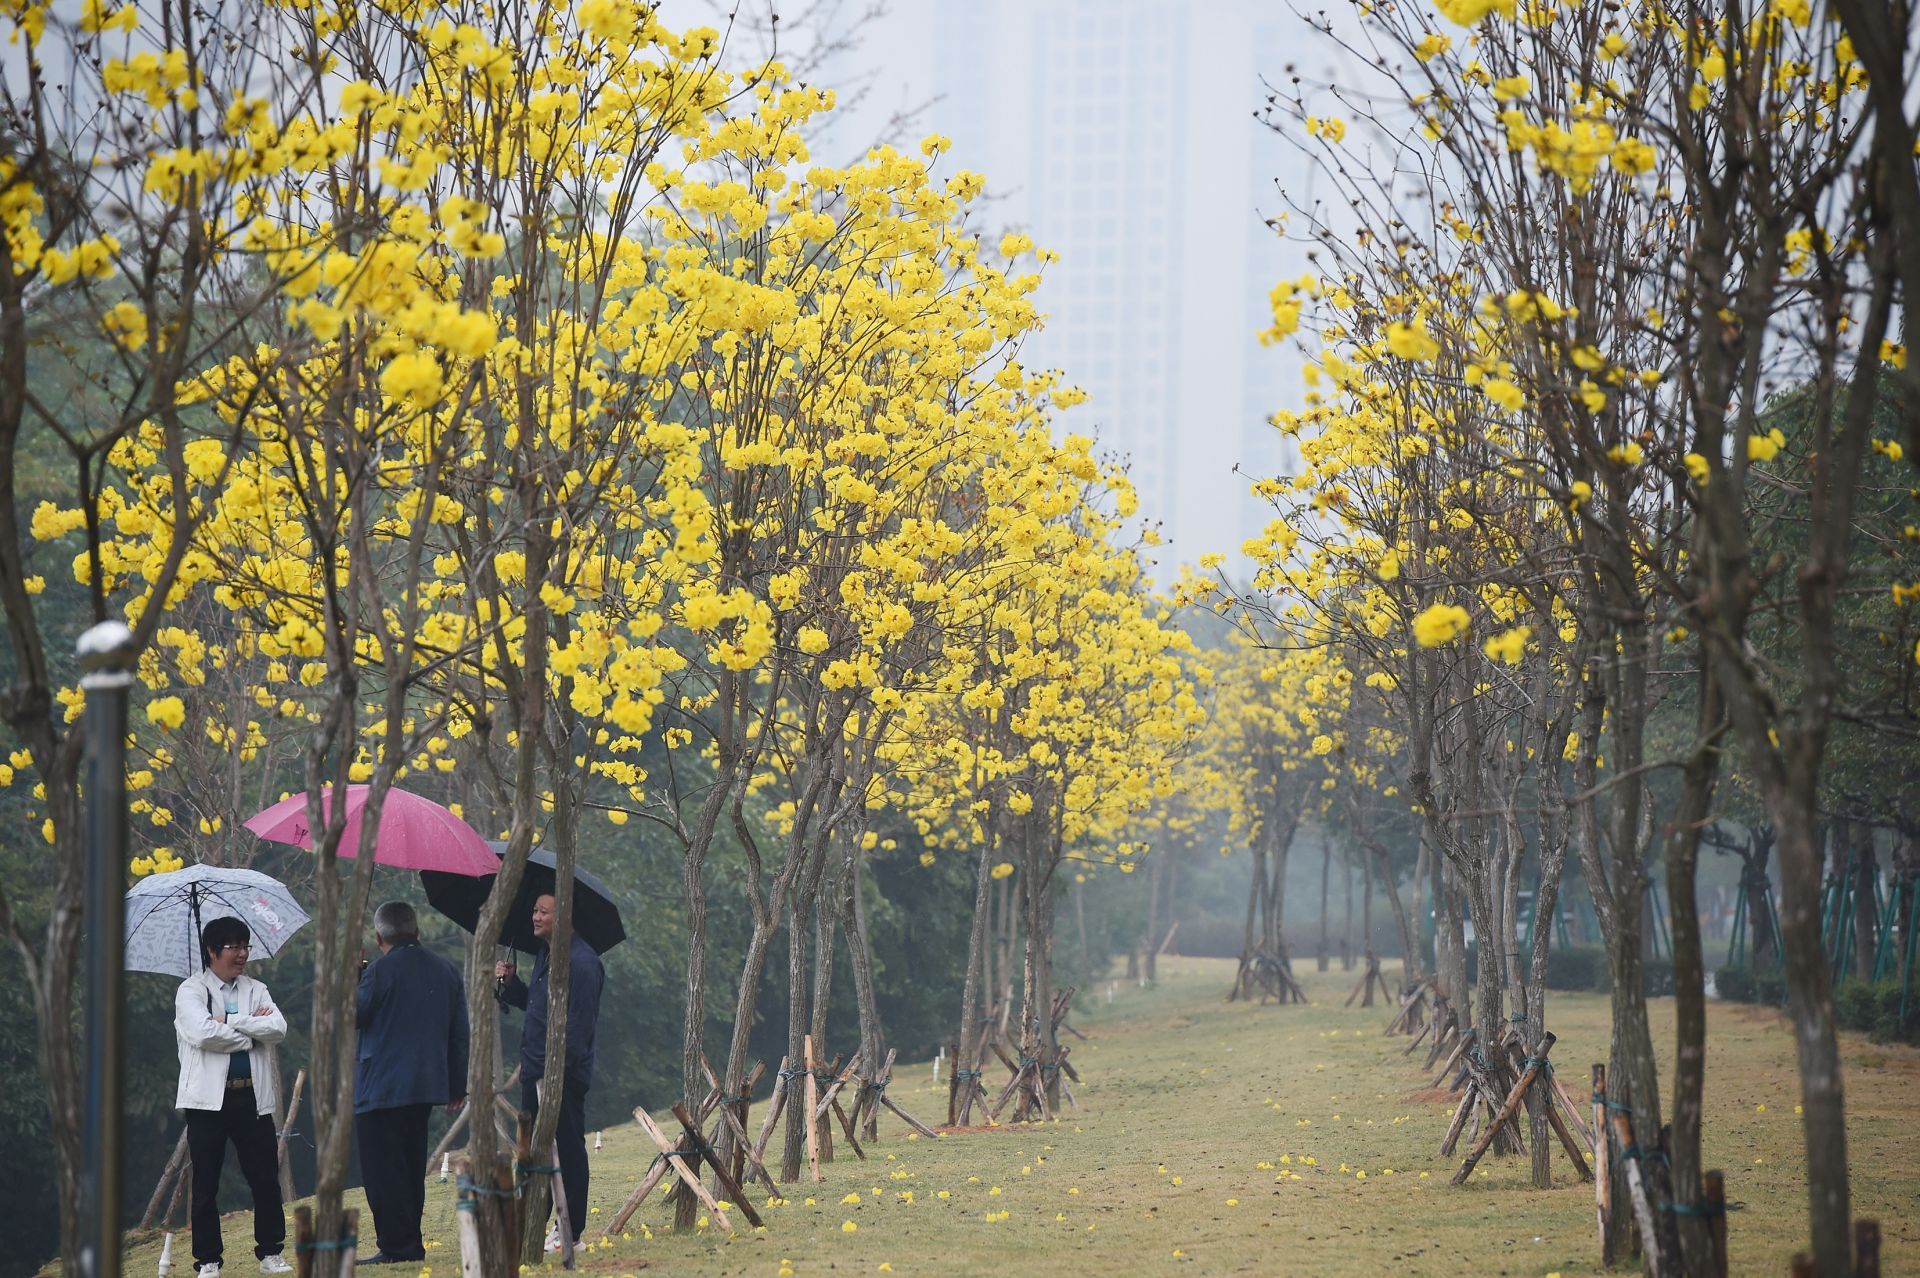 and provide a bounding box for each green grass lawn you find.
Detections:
[114,956,1920,1277]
